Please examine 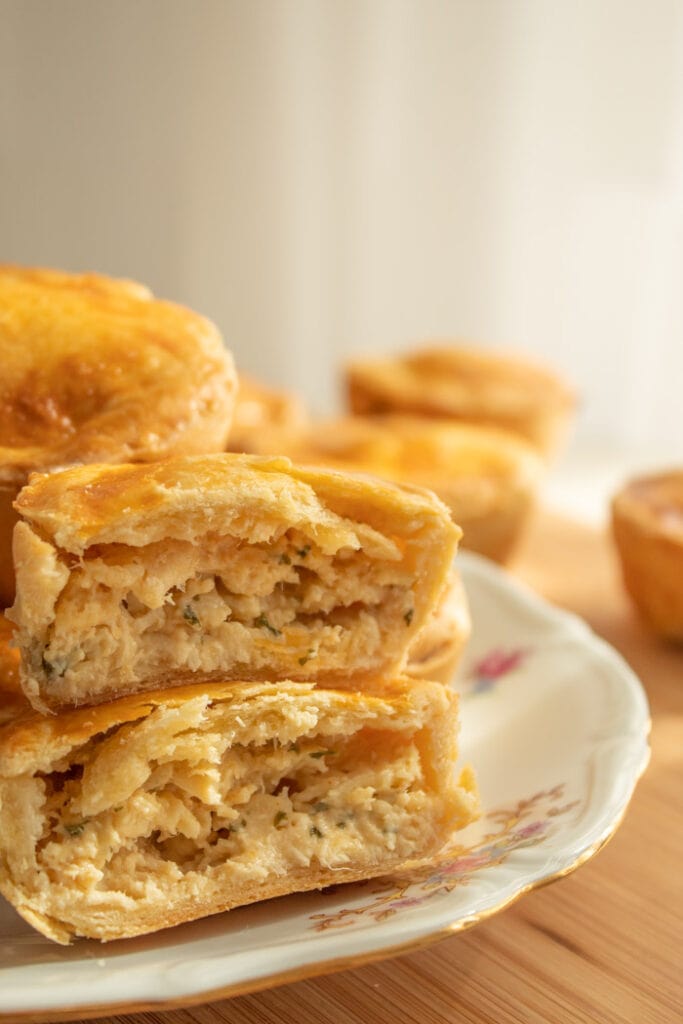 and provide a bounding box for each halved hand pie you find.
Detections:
[10,453,459,710]
[0,677,477,943]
